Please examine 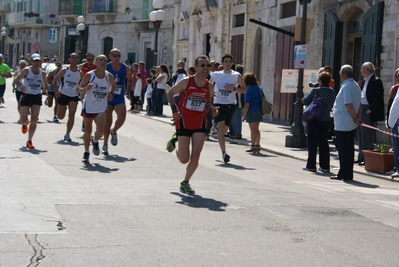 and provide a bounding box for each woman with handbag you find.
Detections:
[242,72,263,153]
[302,71,336,172]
